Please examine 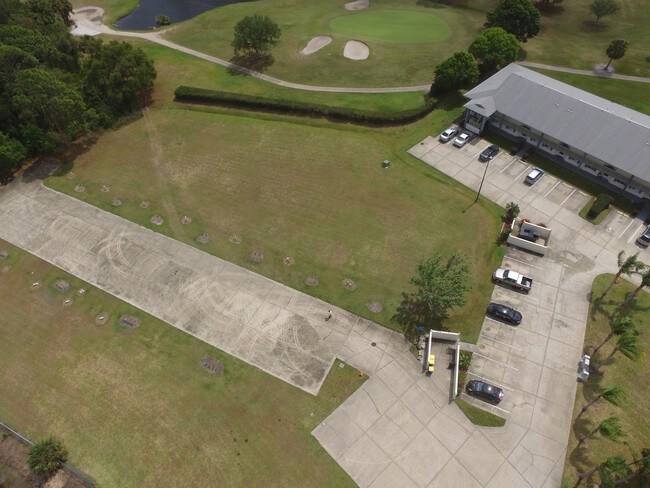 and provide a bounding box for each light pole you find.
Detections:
[475,158,490,203]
